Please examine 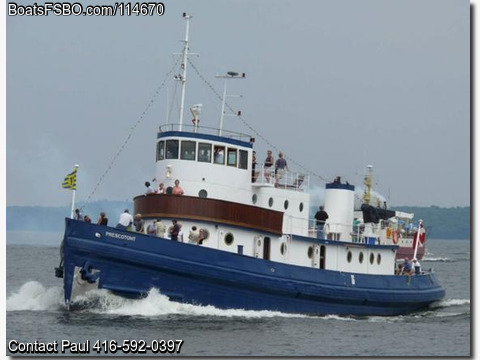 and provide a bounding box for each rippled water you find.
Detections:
[6,233,470,356]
